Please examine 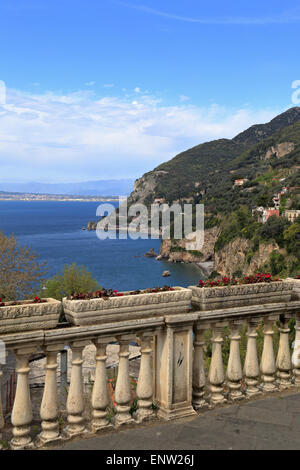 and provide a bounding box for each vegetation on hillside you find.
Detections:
[129,107,300,274]
[0,231,47,300]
